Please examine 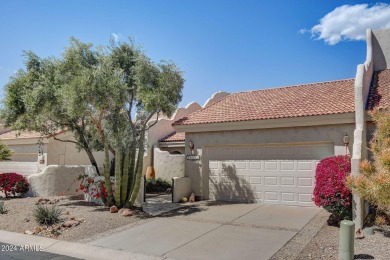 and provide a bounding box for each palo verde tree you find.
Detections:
[1,42,104,172]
